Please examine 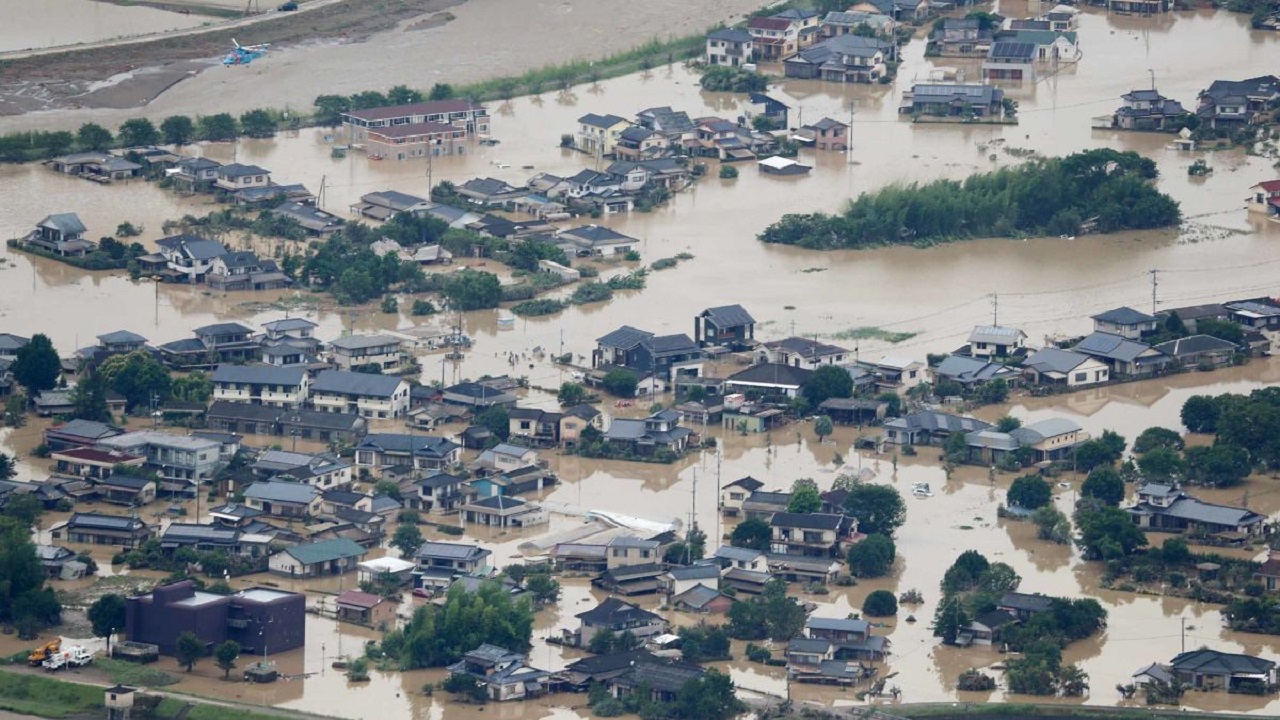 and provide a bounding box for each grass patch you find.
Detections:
[0,671,104,718]
[97,657,179,687]
[826,326,918,344]
[184,703,307,720]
